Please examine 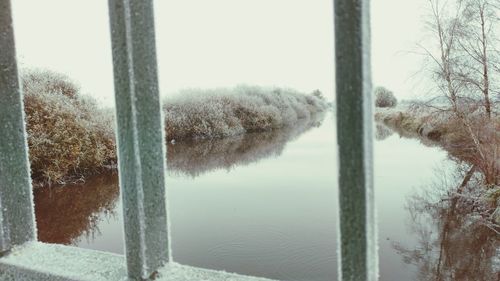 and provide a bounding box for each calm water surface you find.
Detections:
[34,113,497,280]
